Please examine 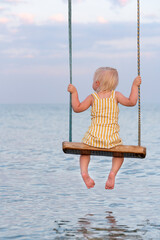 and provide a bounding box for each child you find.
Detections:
[68,67,141,190]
